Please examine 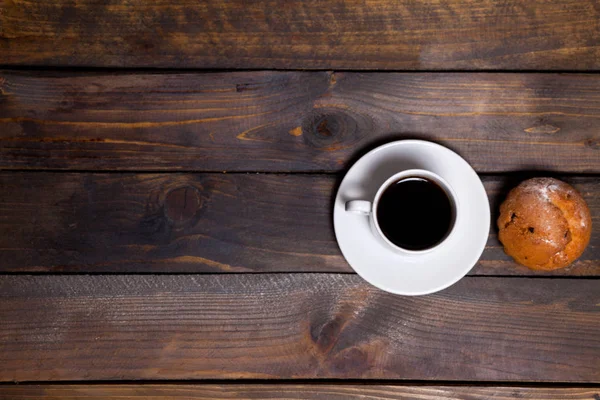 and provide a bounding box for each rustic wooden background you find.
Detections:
[0,0,599,398]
